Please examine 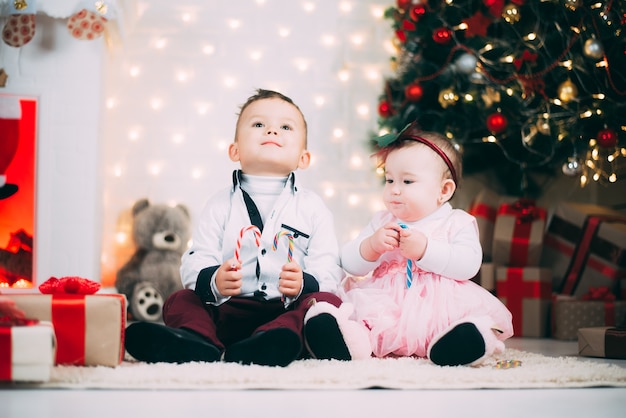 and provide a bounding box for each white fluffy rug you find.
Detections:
[30,349,626,390]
